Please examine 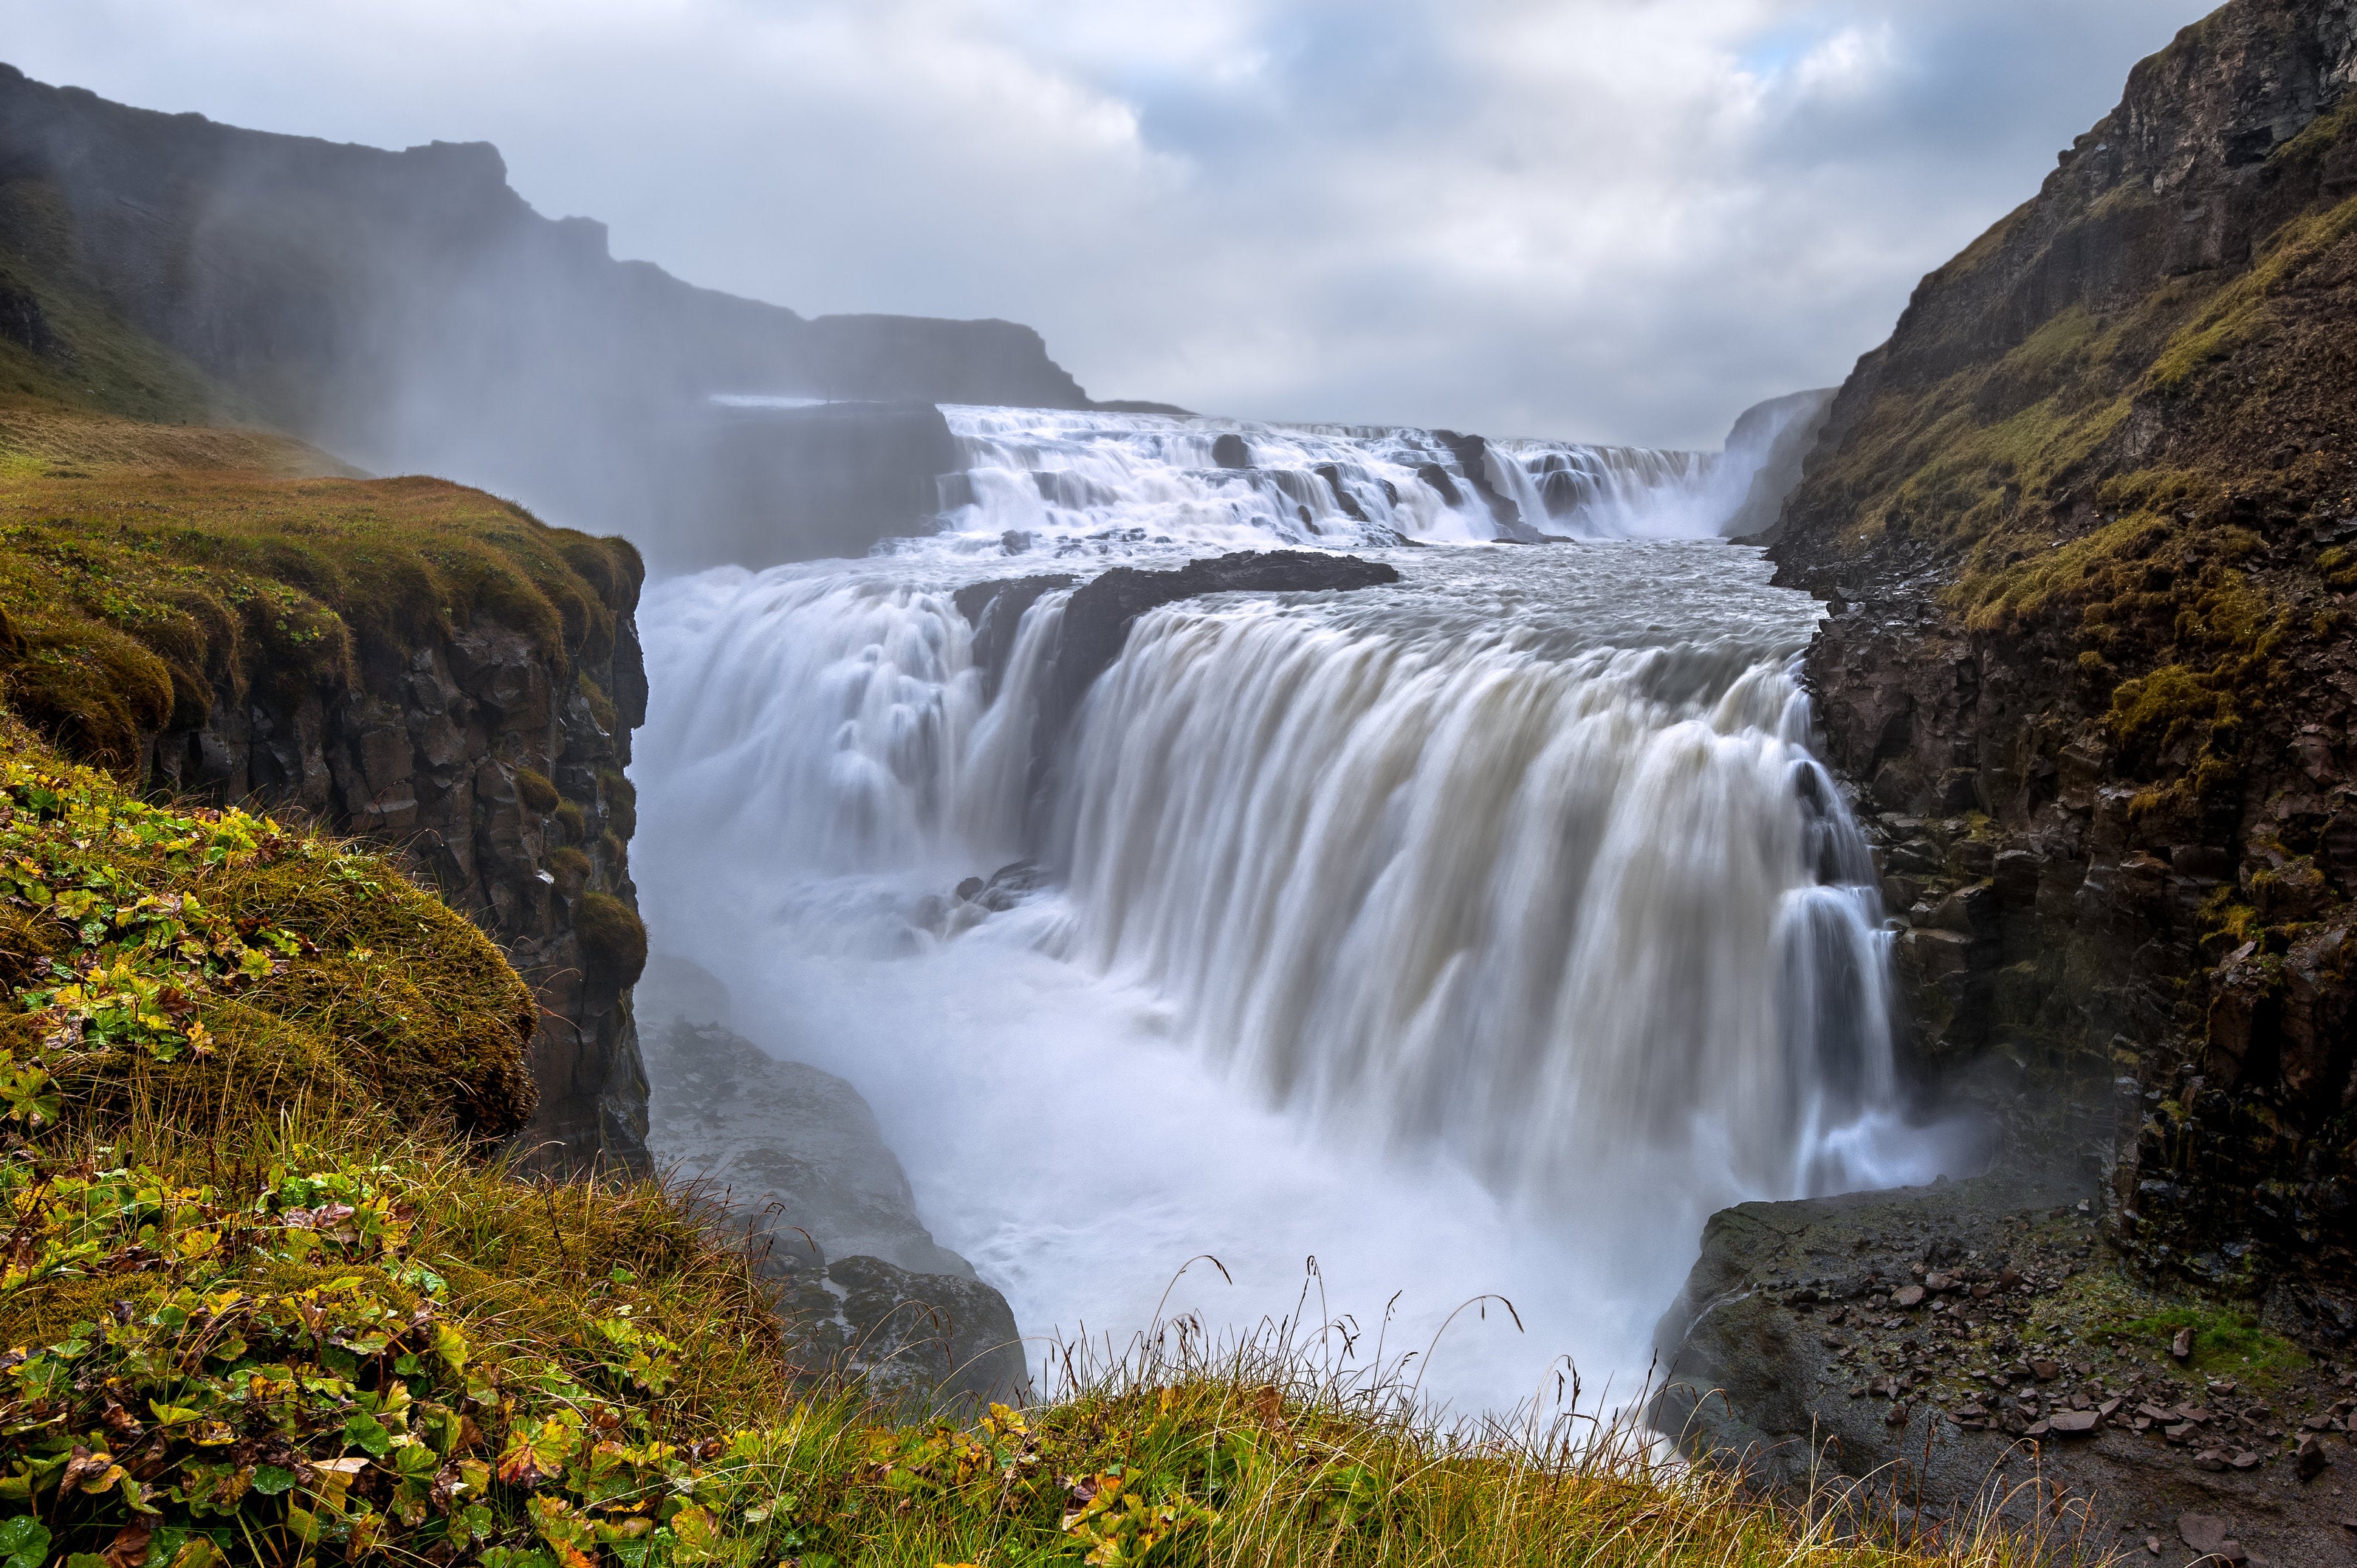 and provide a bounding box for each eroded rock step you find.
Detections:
[1654,1174,2357,1567]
